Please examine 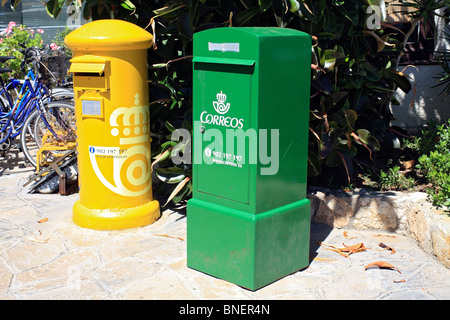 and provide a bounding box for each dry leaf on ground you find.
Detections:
[312,257,337,262]
[27,236,49,244]
[155,234,184,241]
[374,234,397,238]
[364,261,401,273]
[341,243,368,253]
[343,231,356,239]
[318,241,368,257]
[401,160,415,170]
[379,242,396,254]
